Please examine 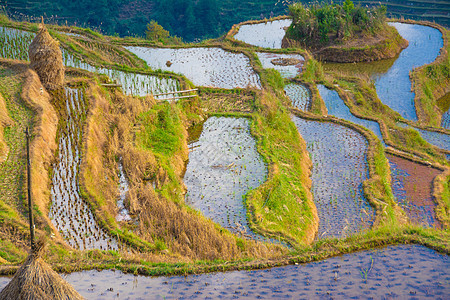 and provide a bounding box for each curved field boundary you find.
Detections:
[291,108,401,228]
[395,19,450,127]
[385,147,450,229]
